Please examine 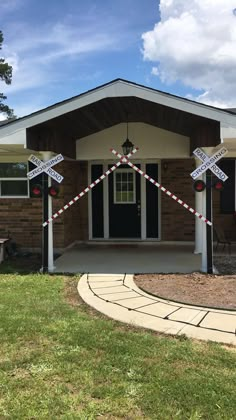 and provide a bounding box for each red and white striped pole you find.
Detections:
[111,149,212,227]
